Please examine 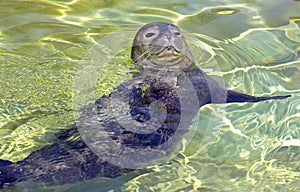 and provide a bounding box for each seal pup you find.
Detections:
[0,22,291,188]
